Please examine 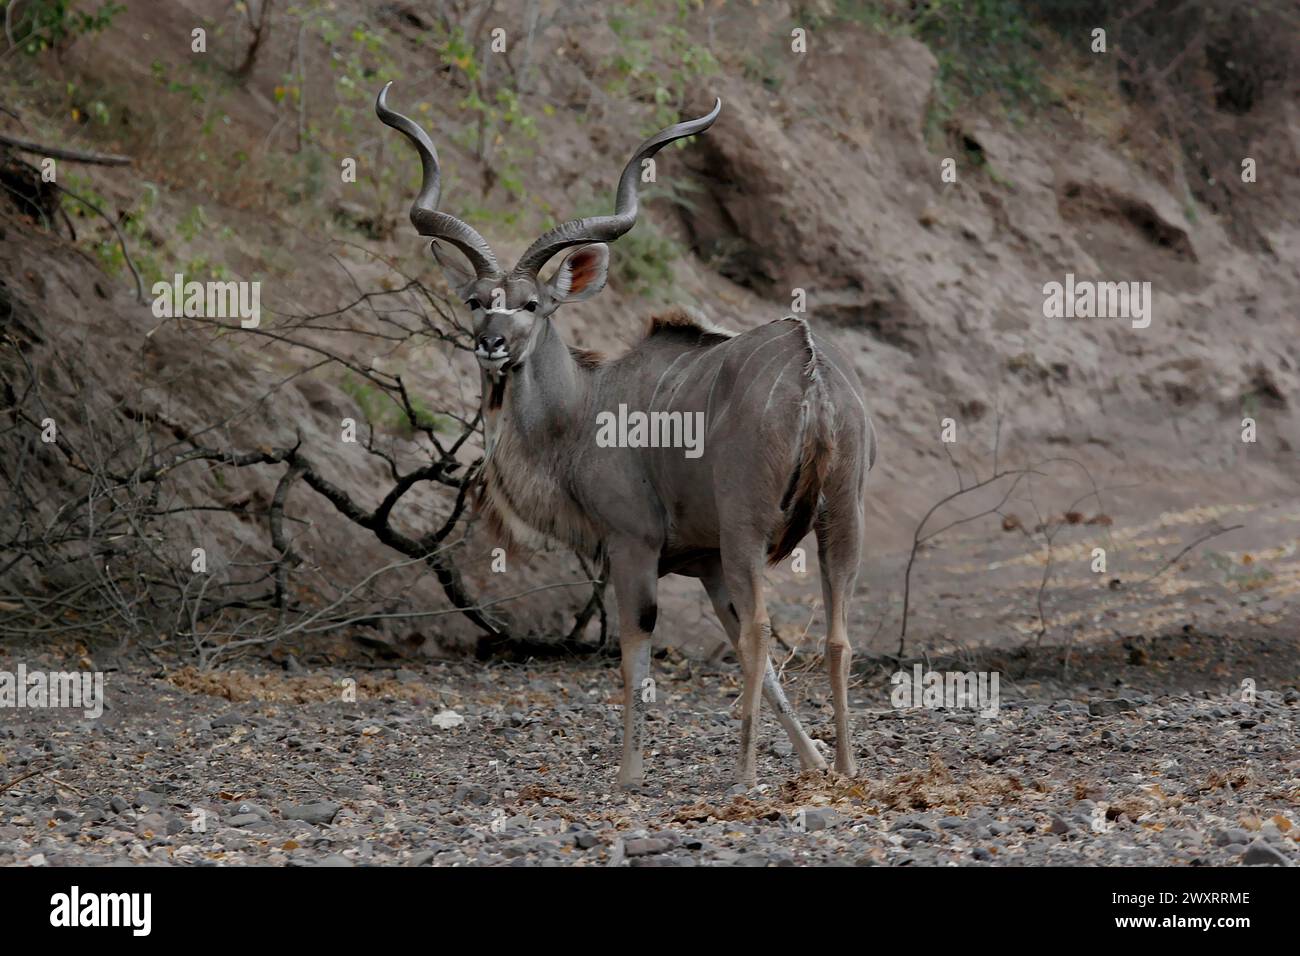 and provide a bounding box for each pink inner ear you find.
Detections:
[565,248,601,295]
